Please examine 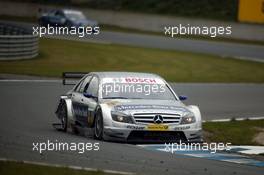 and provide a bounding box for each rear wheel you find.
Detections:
[94,110,104,140]
[59,102,68,132]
